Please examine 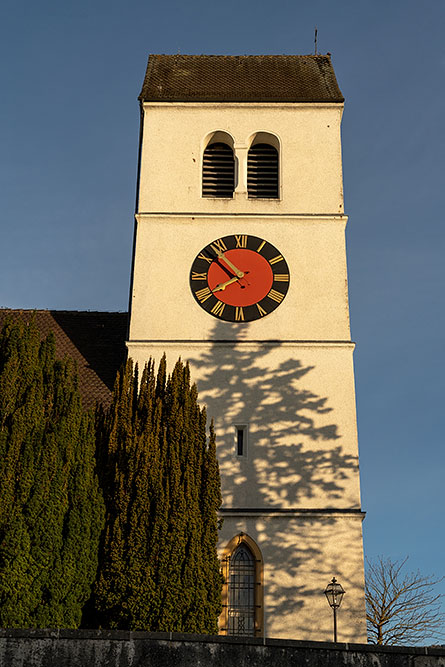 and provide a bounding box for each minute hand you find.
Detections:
[215,250,244,278]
